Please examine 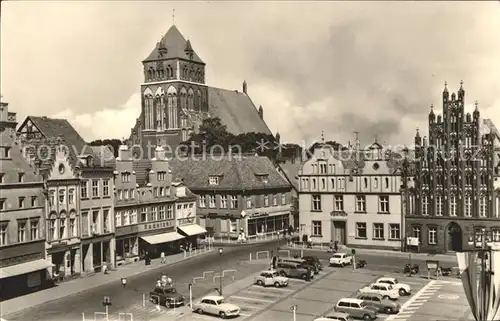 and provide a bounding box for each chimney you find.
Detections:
[258,105,263,120]
[117,145,130,160]
[242,80,247,94]
[154,146,166,161]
